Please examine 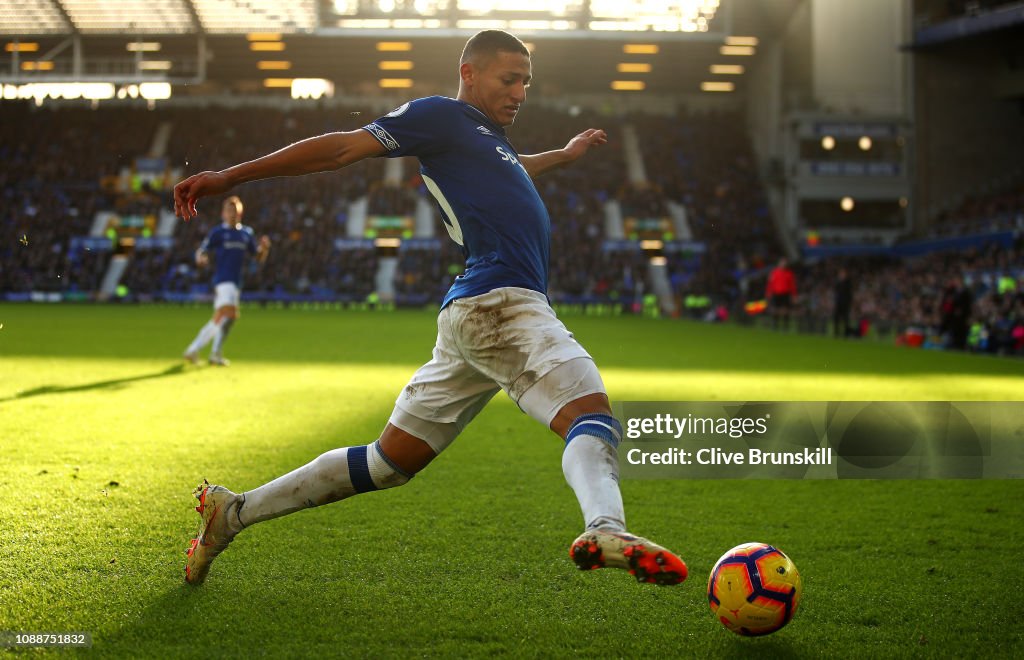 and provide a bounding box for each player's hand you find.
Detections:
[173,171,232,220]
[259,235,271,249]
[564,128,607,162]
